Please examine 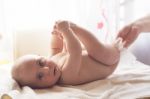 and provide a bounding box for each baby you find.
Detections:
[12,21,123,89]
